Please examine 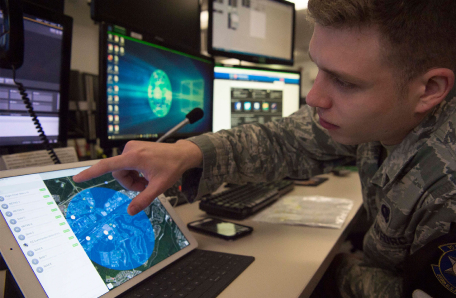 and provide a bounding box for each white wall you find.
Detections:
[64,0,99,74]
